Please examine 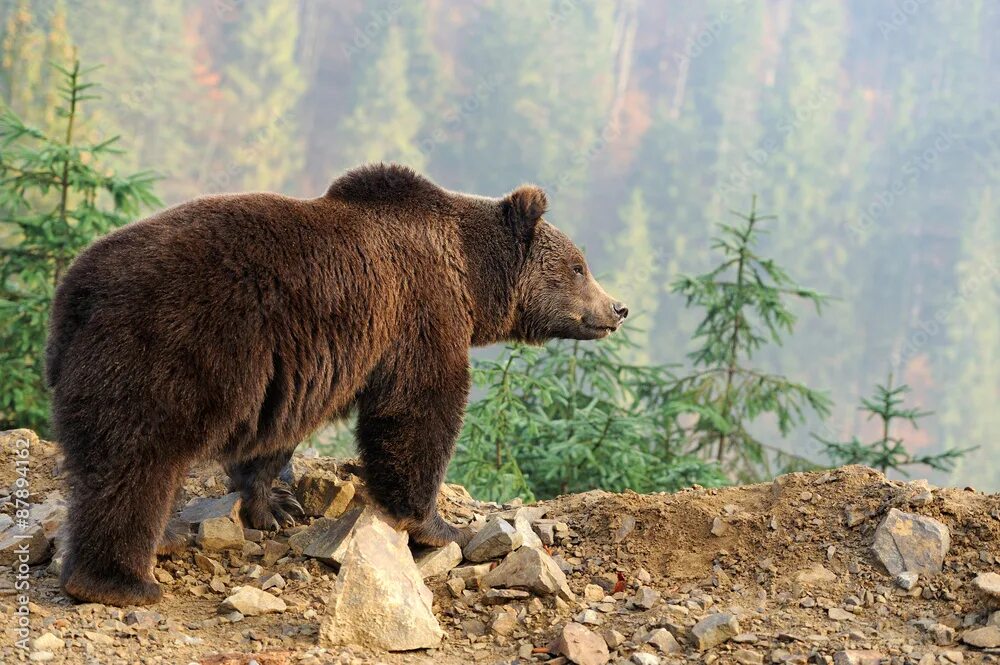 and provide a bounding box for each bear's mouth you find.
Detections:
[581,320,619,337]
